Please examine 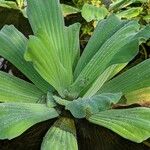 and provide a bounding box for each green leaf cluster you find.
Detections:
[0,0,150,149]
